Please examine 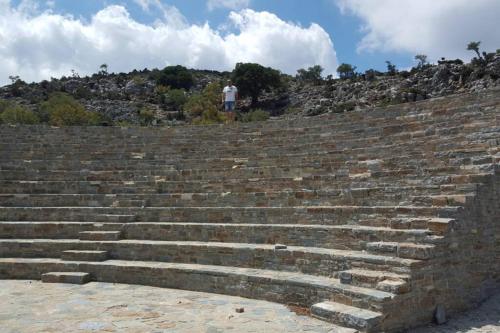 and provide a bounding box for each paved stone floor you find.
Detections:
[0,280,499,333]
